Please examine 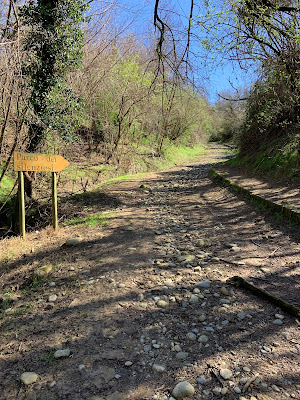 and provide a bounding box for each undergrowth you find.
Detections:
[228,135,300,184]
